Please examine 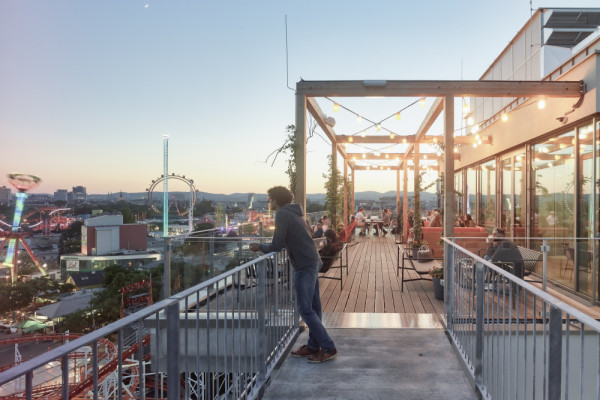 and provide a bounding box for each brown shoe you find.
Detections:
[291,345,319,358]
[307,348,337,363]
